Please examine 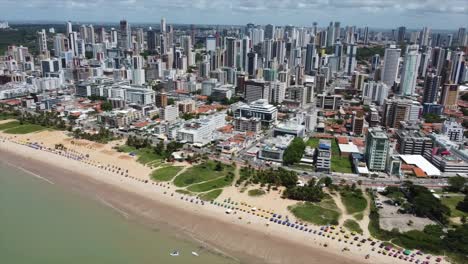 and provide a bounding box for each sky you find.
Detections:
[1,0,467,29]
